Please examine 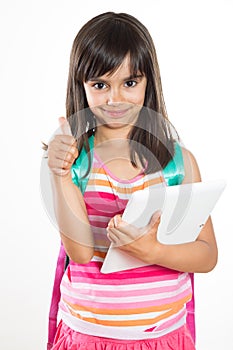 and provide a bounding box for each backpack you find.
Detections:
[46,137,196,349]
